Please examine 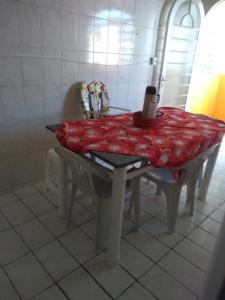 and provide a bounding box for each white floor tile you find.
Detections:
[22,193,54,216]
[80,219,96,240]
[39,210,75,237]
[1,201,34,226]
[199,217,221,236]
[35,239,79,281]
[125,229,169,262]
[118,283,156,300]
[59,267,111,300]
[140,265,197,300]
[0,193,19,208]
[127,208,153,226]
[0,212,10,232]
[159,251,205,295]
[14,186,39,198]
[210,209,225,223]
[204,193,225,208]
[156,211,195,236]
[85,254,134,298]
[193,200,216,216]
[0,268,20,300]
[140,196,165,216]
[120,239,154,278]
[188,227,217,252]
[32,285,67,300]
[15,218,54,250]
[0,228,28,265]
[59,227,97,264]
[71,201,94,225]
[178,204,206,225]
[142,218,183,248]
[6,253,53,300]
[174,238,211,272]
